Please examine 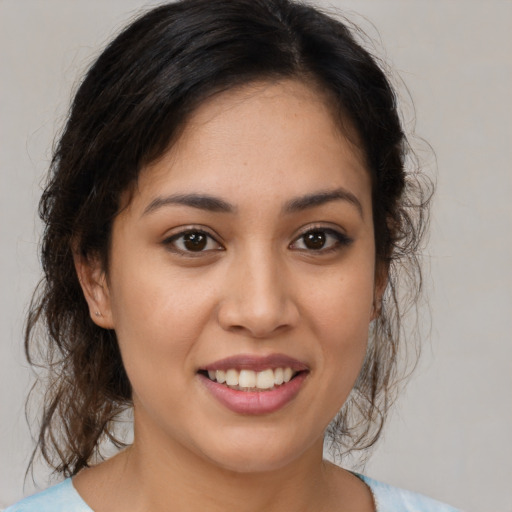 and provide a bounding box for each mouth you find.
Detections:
[197,354,309,415]
[198,367,305,391]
